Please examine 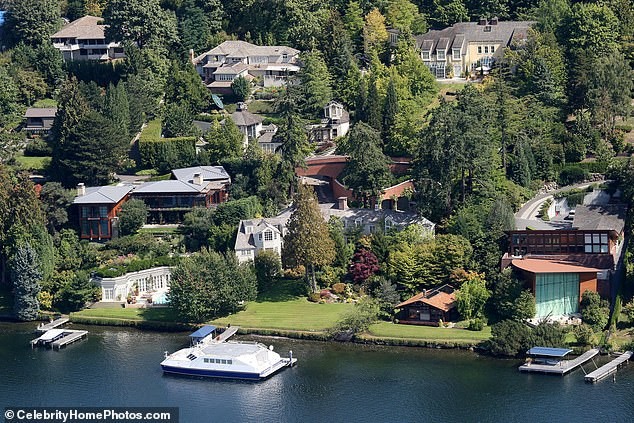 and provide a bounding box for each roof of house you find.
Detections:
[194,40,300,64]
[511,258,600,274]
[397,286,456,312]
[234,217,289,250]
[73,185,132,205]
[171,166,231,184]
[231,110,263,127]
[415,21,534,53]
[572,204,627,234]
[51,15,106,40]
[213,63,250,75]
[24,108,57,118]
[131,180,207,195]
